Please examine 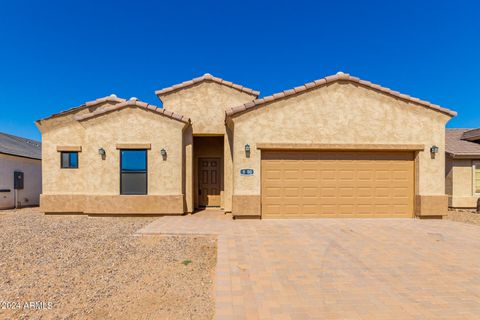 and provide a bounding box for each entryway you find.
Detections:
[193,136,224,209]
[198,158,221,206]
